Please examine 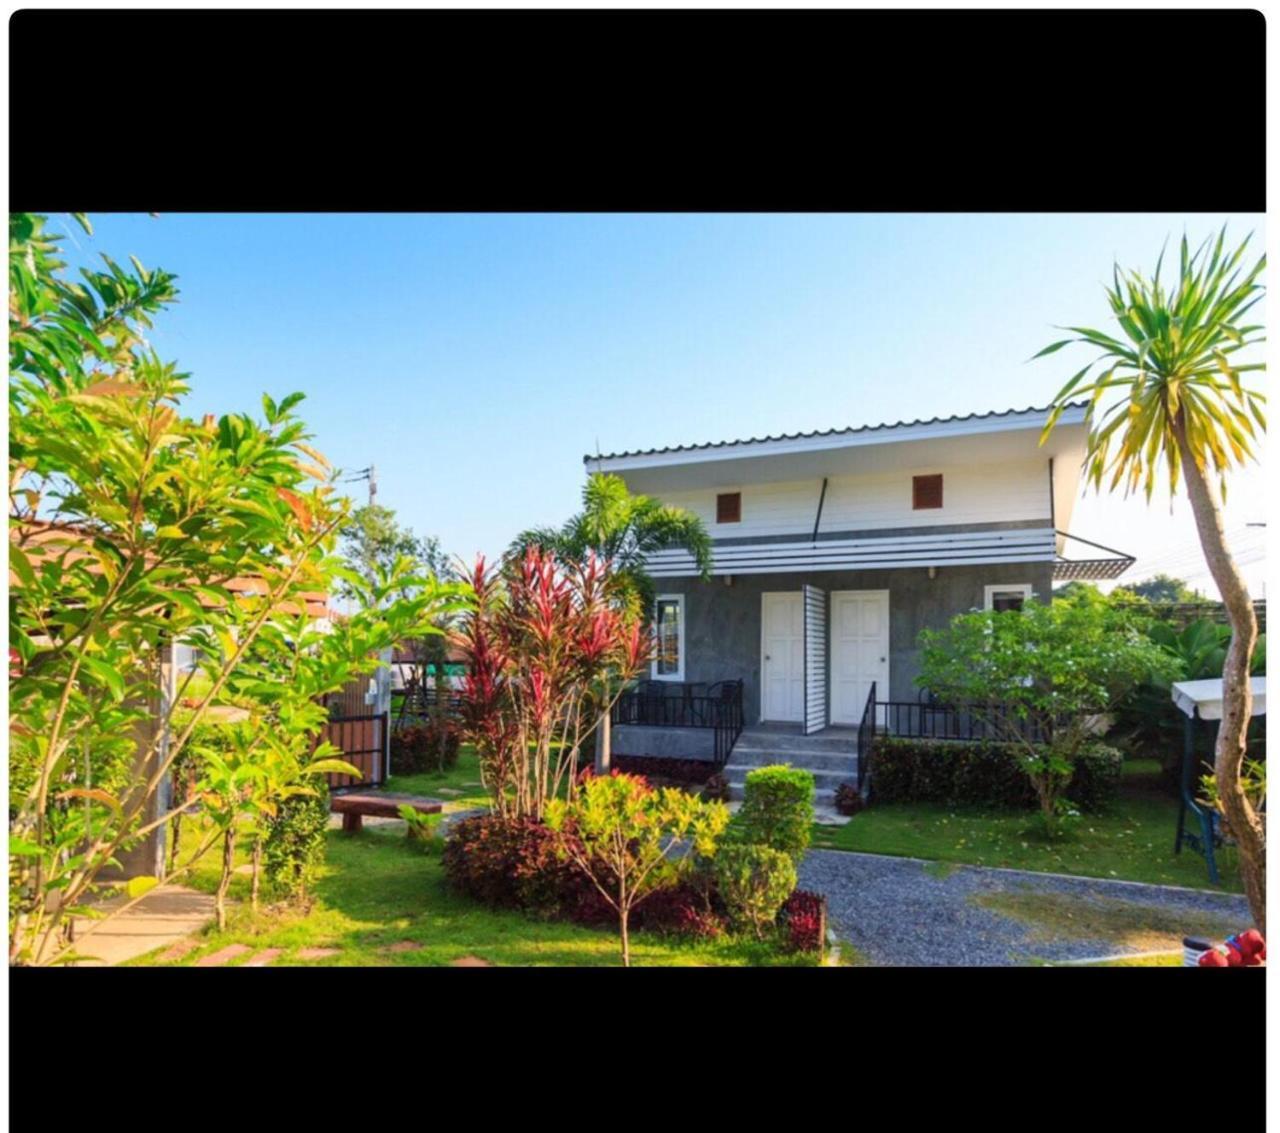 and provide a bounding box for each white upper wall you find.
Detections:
[649,455,1054,540]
